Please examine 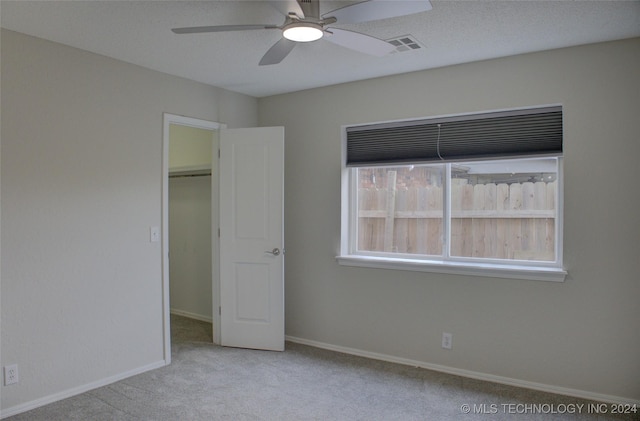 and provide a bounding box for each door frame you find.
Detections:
[162,113,225,364]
